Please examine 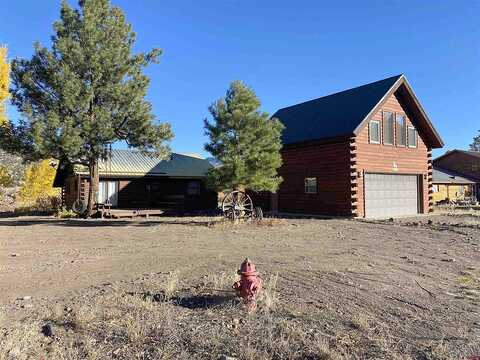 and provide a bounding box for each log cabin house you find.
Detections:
[270,74,444,218]
[53,150,217,212]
